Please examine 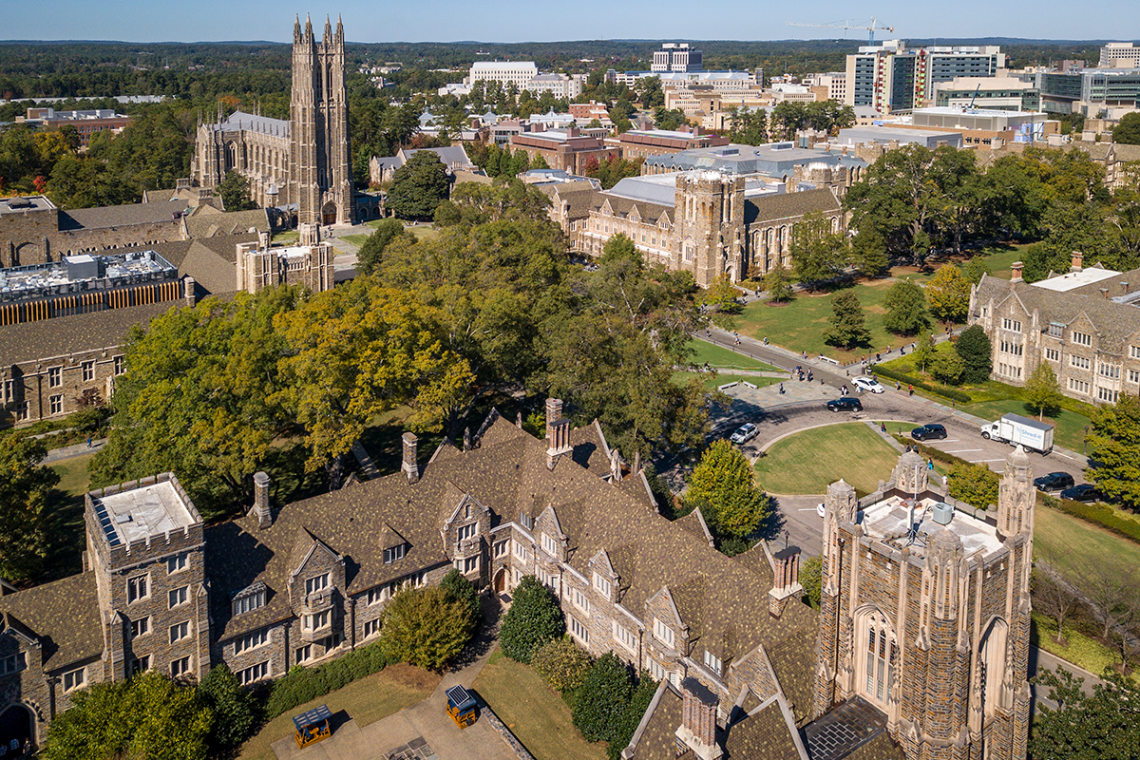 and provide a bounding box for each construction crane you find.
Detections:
[788,18,895,46]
